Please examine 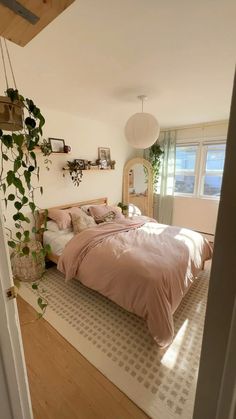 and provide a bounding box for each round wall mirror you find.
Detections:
[123,157,153,217]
